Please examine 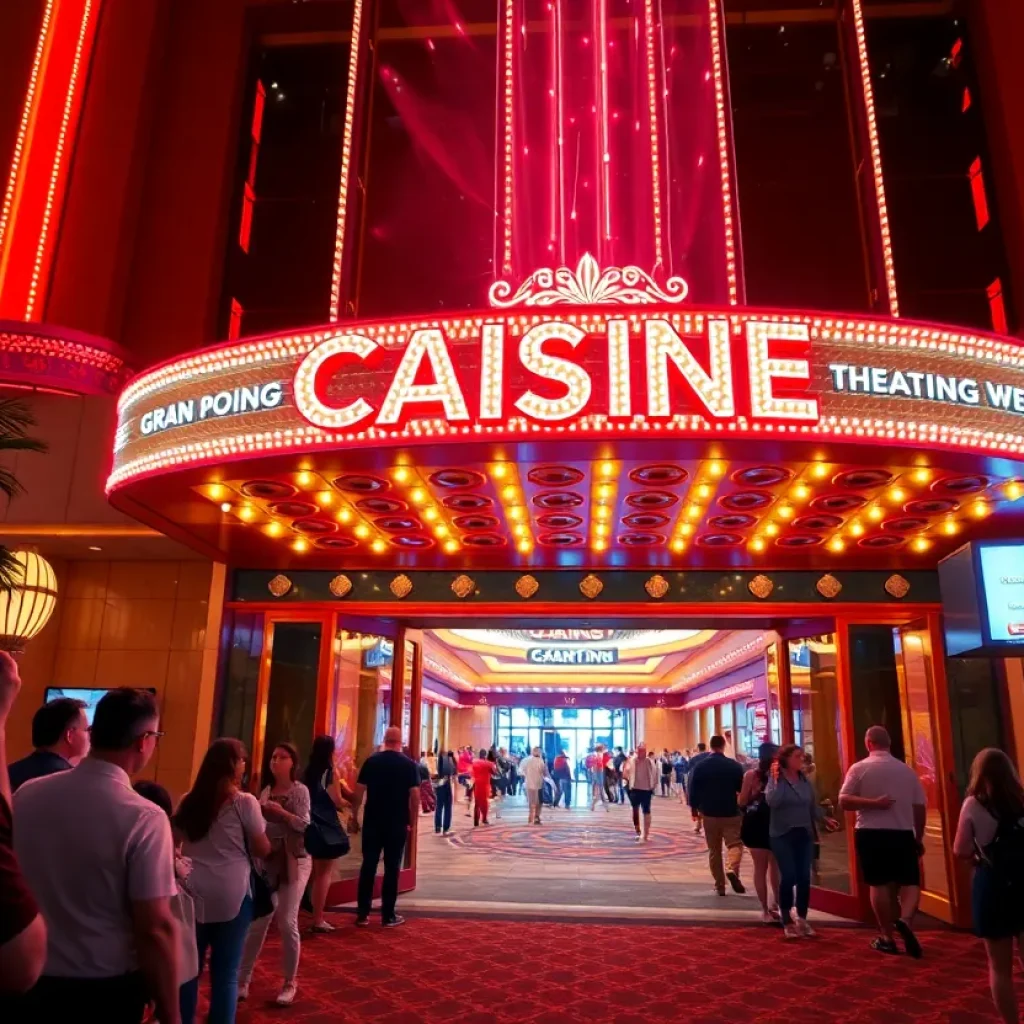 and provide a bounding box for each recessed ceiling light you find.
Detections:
[88,545,102,552]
